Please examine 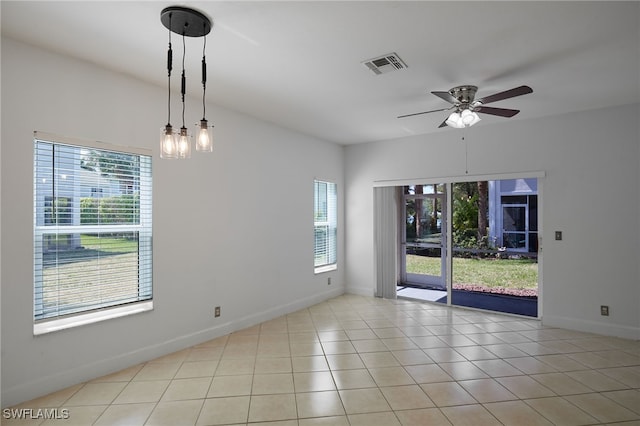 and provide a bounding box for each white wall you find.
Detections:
[0,10,3,411]
[1,38,344,407]
[345,104,640,340]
